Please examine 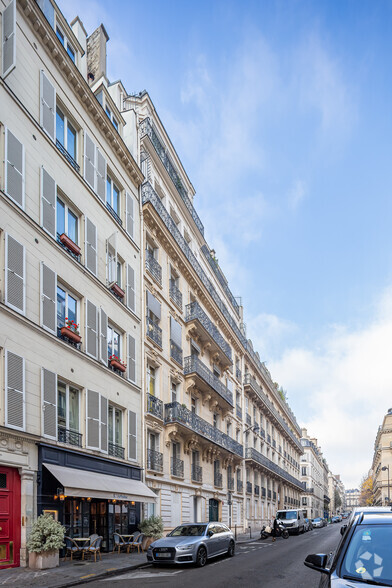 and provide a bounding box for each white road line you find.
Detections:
[100,570,183,581]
